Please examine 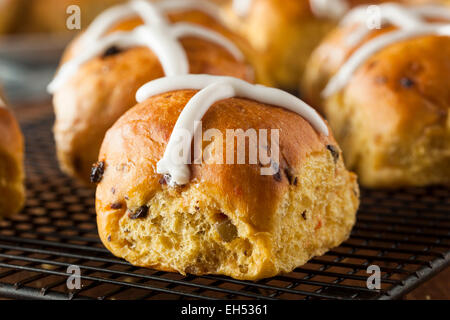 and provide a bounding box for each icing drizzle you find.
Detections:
[48,0,243,93]
[79,0,222,47]
[232,0,253,17]
[323,4,450,97]
[309,0,349,19]
[136,75,329,186]
[232,0,349,19]
[342,4,450,46]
